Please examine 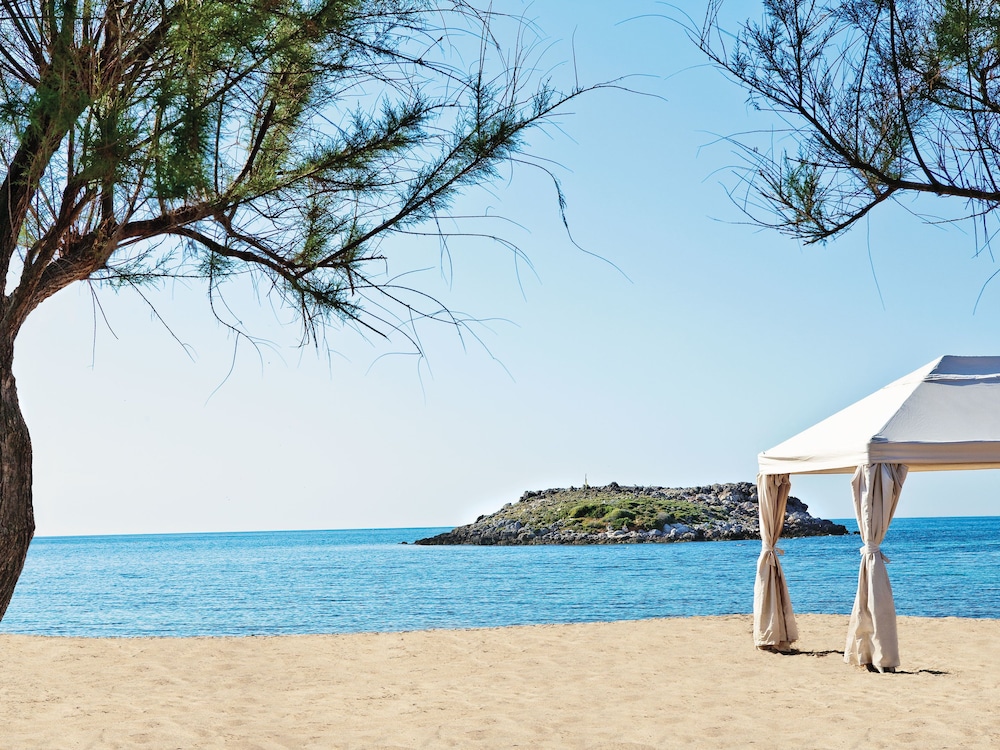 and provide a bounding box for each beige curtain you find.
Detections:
[844,463,908,671]
[754,473,797,649]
